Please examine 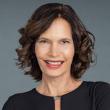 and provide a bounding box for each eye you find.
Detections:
[61,40,70,44]
[38,40,48,43]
